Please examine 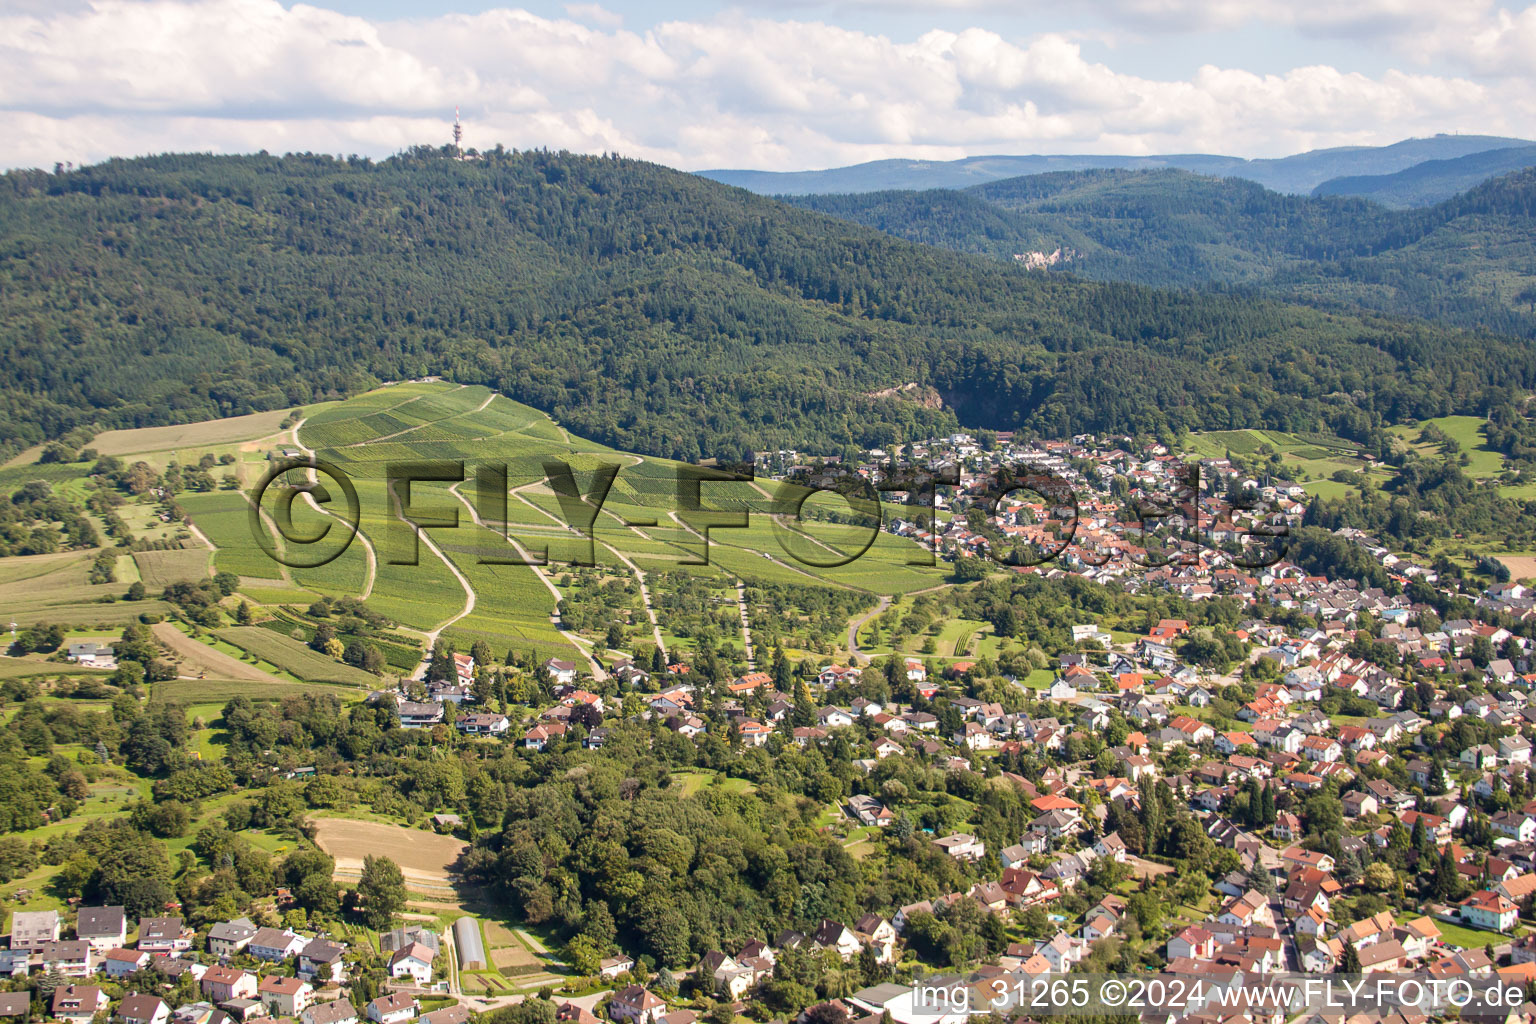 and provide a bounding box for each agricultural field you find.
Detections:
[1387,415,1507,479]
[311,817,467,887]
[133,547,213,587]
[86,408,298,457]
[151,622,289,683]
[0,548,174,627]
[218,626,382,686]
[1496,555,1536,581]
[282,383,946,666]
[148,677,344,704]
[0,381,984,684]
[178,491,286,580]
